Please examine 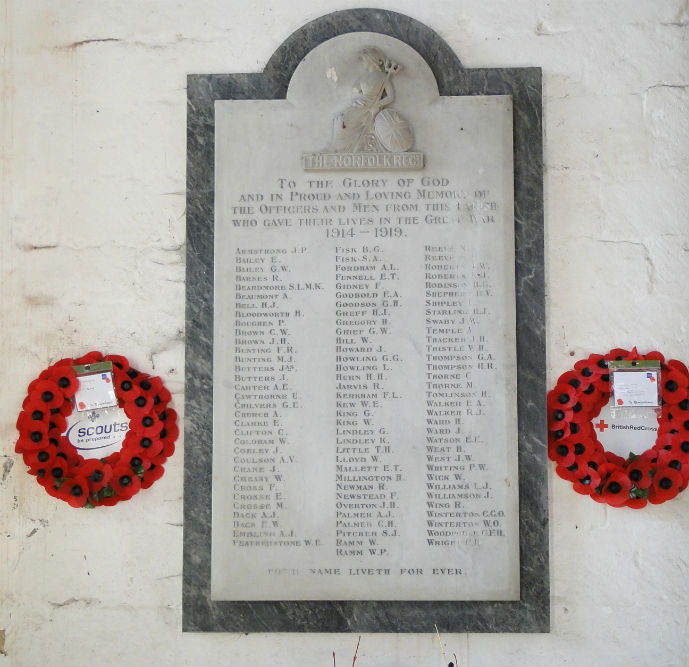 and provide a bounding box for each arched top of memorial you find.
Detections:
[286,32,440,111]
[262,9,464,98]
